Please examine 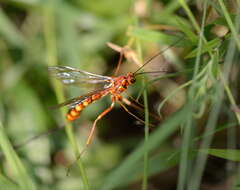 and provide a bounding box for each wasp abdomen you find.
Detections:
[66,92,104,121]
[67,108,81,121]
